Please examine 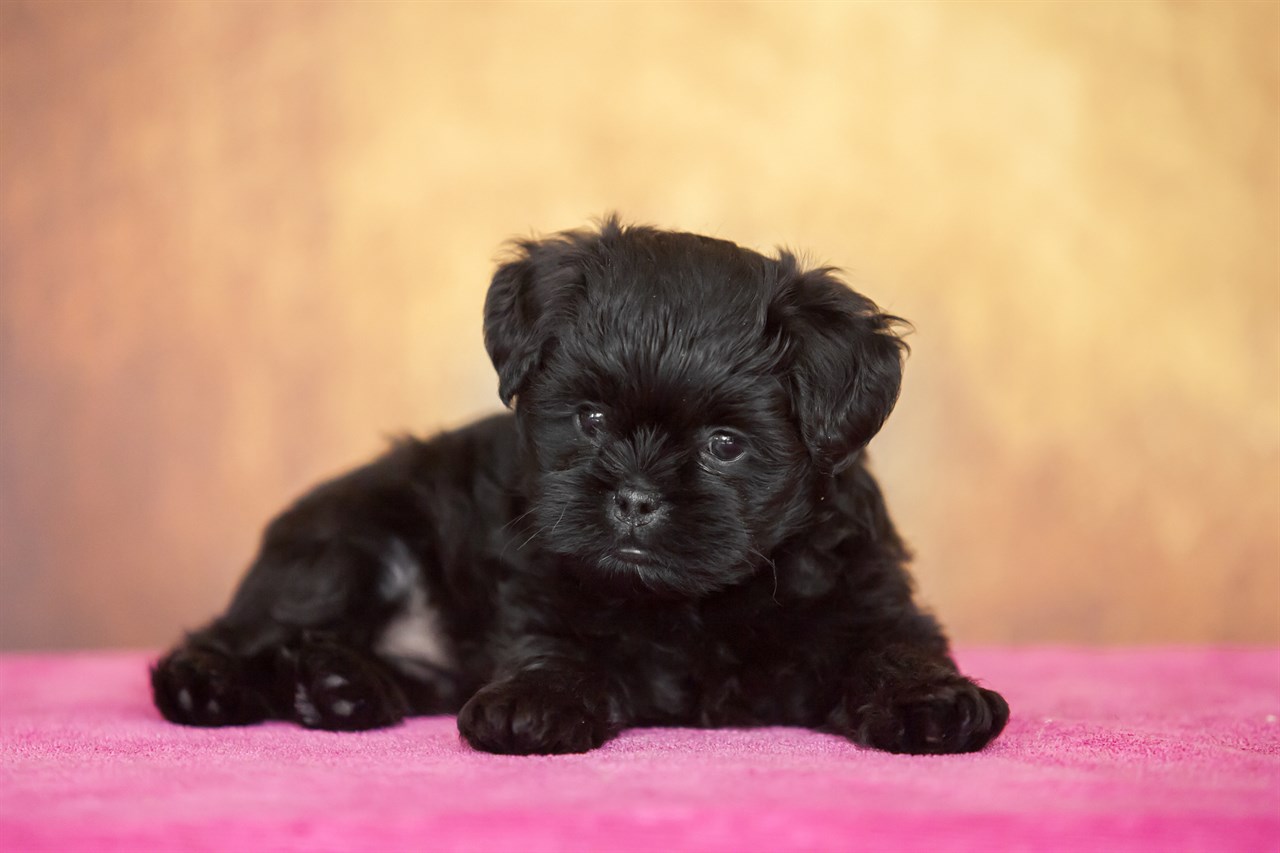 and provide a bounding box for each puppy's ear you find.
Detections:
[483,233,591,405]
[771,255,908,473]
